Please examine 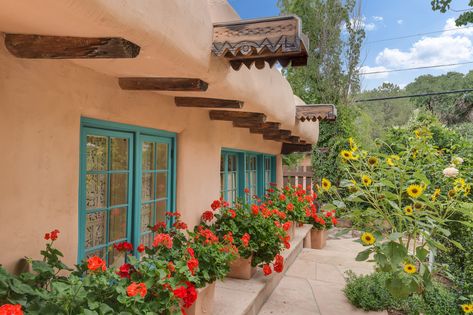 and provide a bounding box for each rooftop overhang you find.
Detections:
[296,104,337,122]
[212,15,309,71]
